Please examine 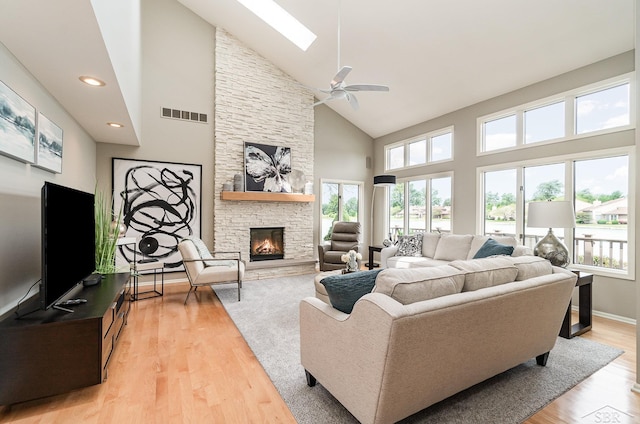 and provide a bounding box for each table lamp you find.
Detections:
[527,200,575,267]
